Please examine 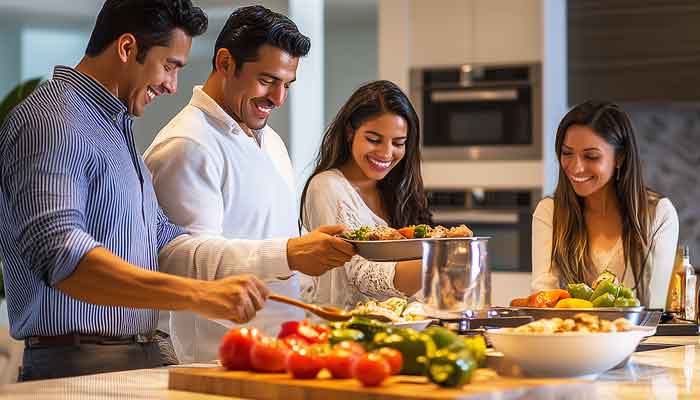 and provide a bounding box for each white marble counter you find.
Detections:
[2,337,700,400]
